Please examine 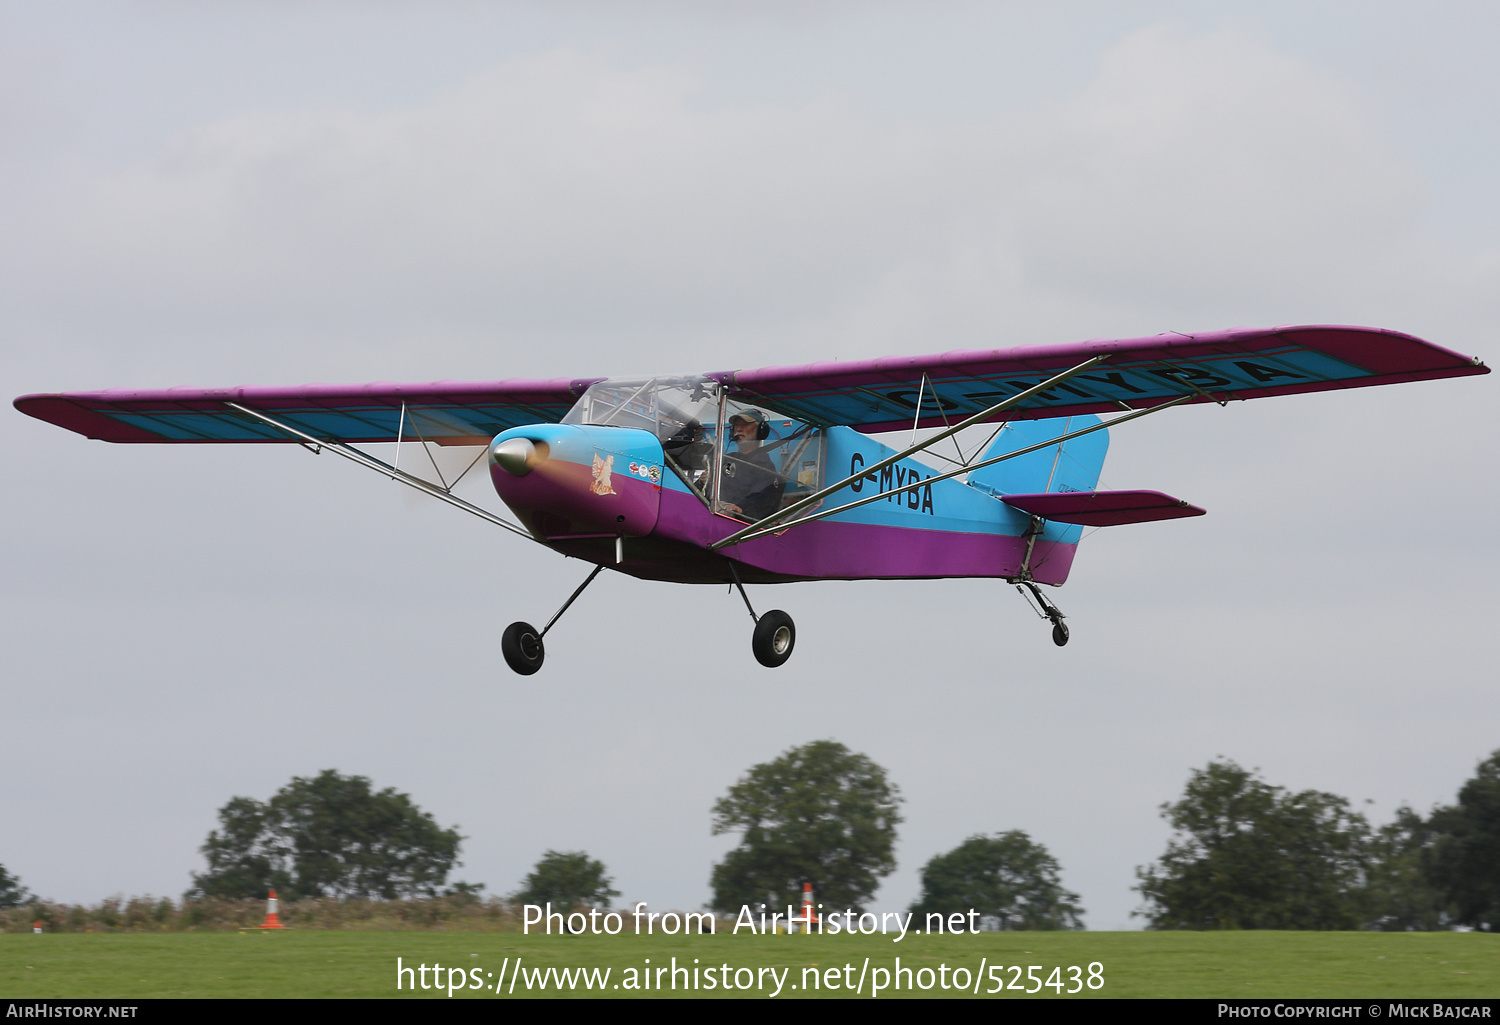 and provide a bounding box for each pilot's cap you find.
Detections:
[728,409,767,426]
